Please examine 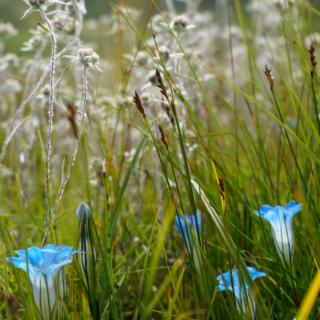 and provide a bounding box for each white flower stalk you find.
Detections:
[47,52,99,237]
